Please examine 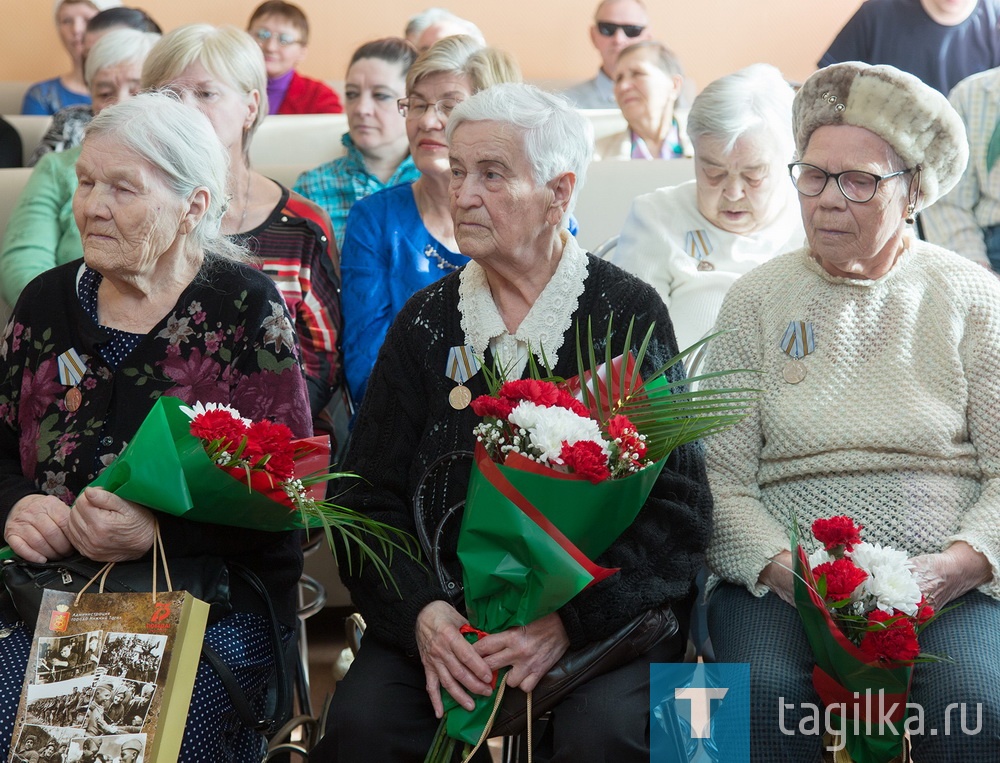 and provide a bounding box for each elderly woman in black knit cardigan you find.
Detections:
[317,82,712,762]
